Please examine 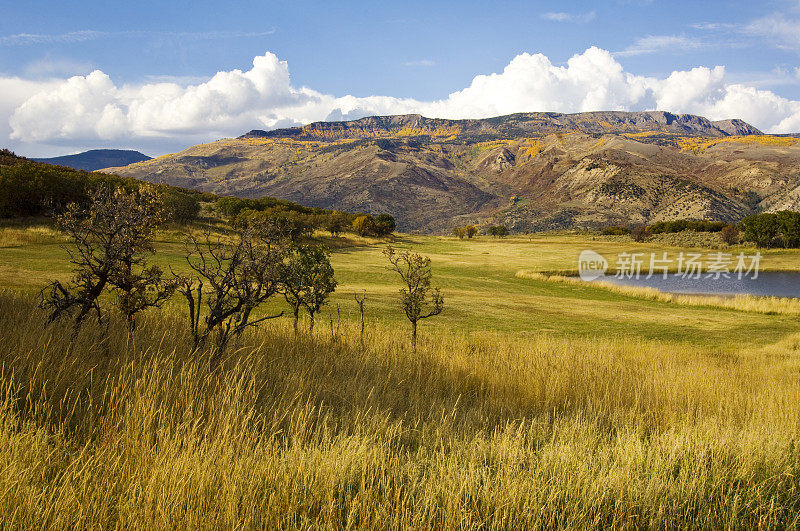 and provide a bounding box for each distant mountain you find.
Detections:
[35,149,151,172]
[241,111,763,142]
[103,111,800,233]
